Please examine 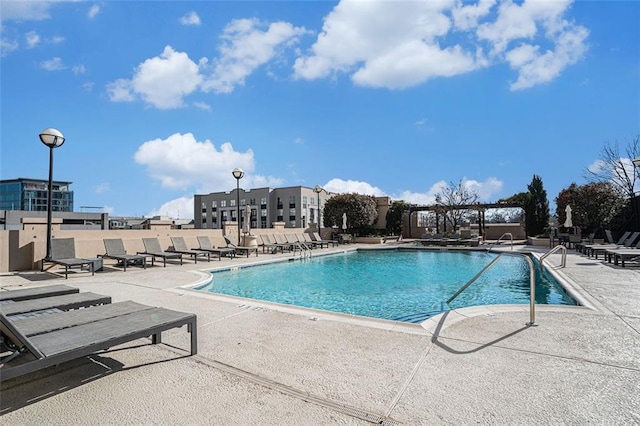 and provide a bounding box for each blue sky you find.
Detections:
[1,0,638,219]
